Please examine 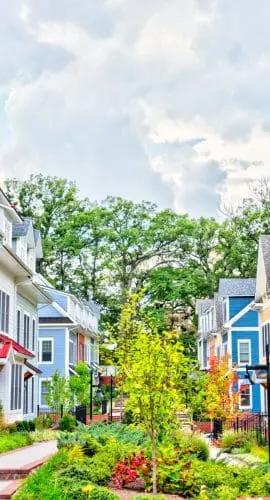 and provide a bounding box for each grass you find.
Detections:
[0,431,32,453]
